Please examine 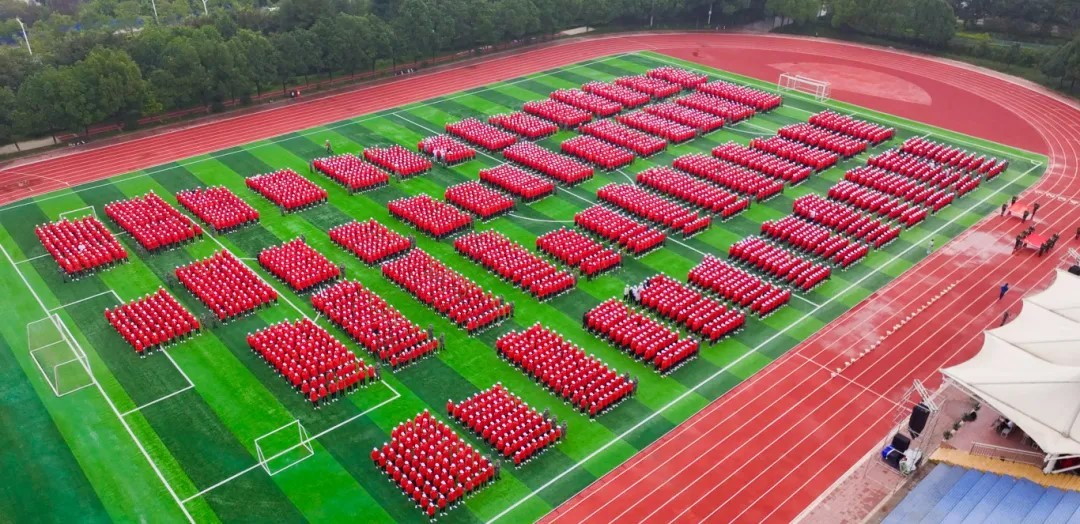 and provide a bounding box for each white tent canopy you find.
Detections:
[1027,269,1080,323]
[942,270,1080,456]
